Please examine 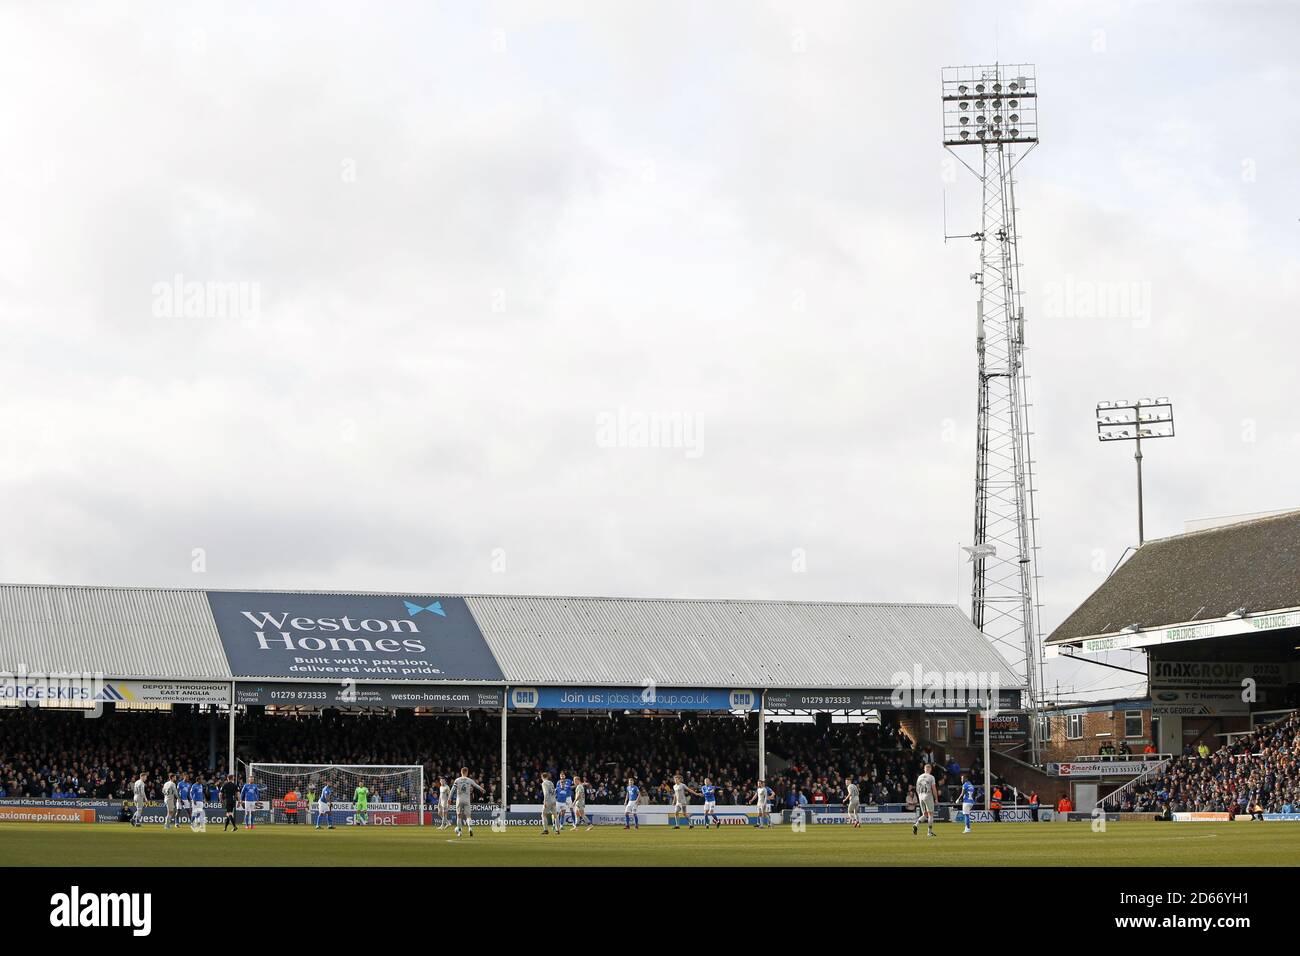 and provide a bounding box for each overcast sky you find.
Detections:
[1,1,1297,702]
